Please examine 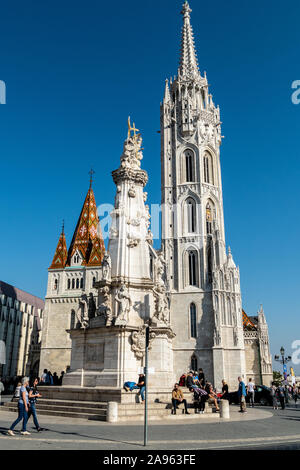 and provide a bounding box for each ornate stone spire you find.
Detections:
[108,118,151,282]
[164,79,171,102]
[67,181,105,266]
[179,1,200,80]
[49,224,68,269]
